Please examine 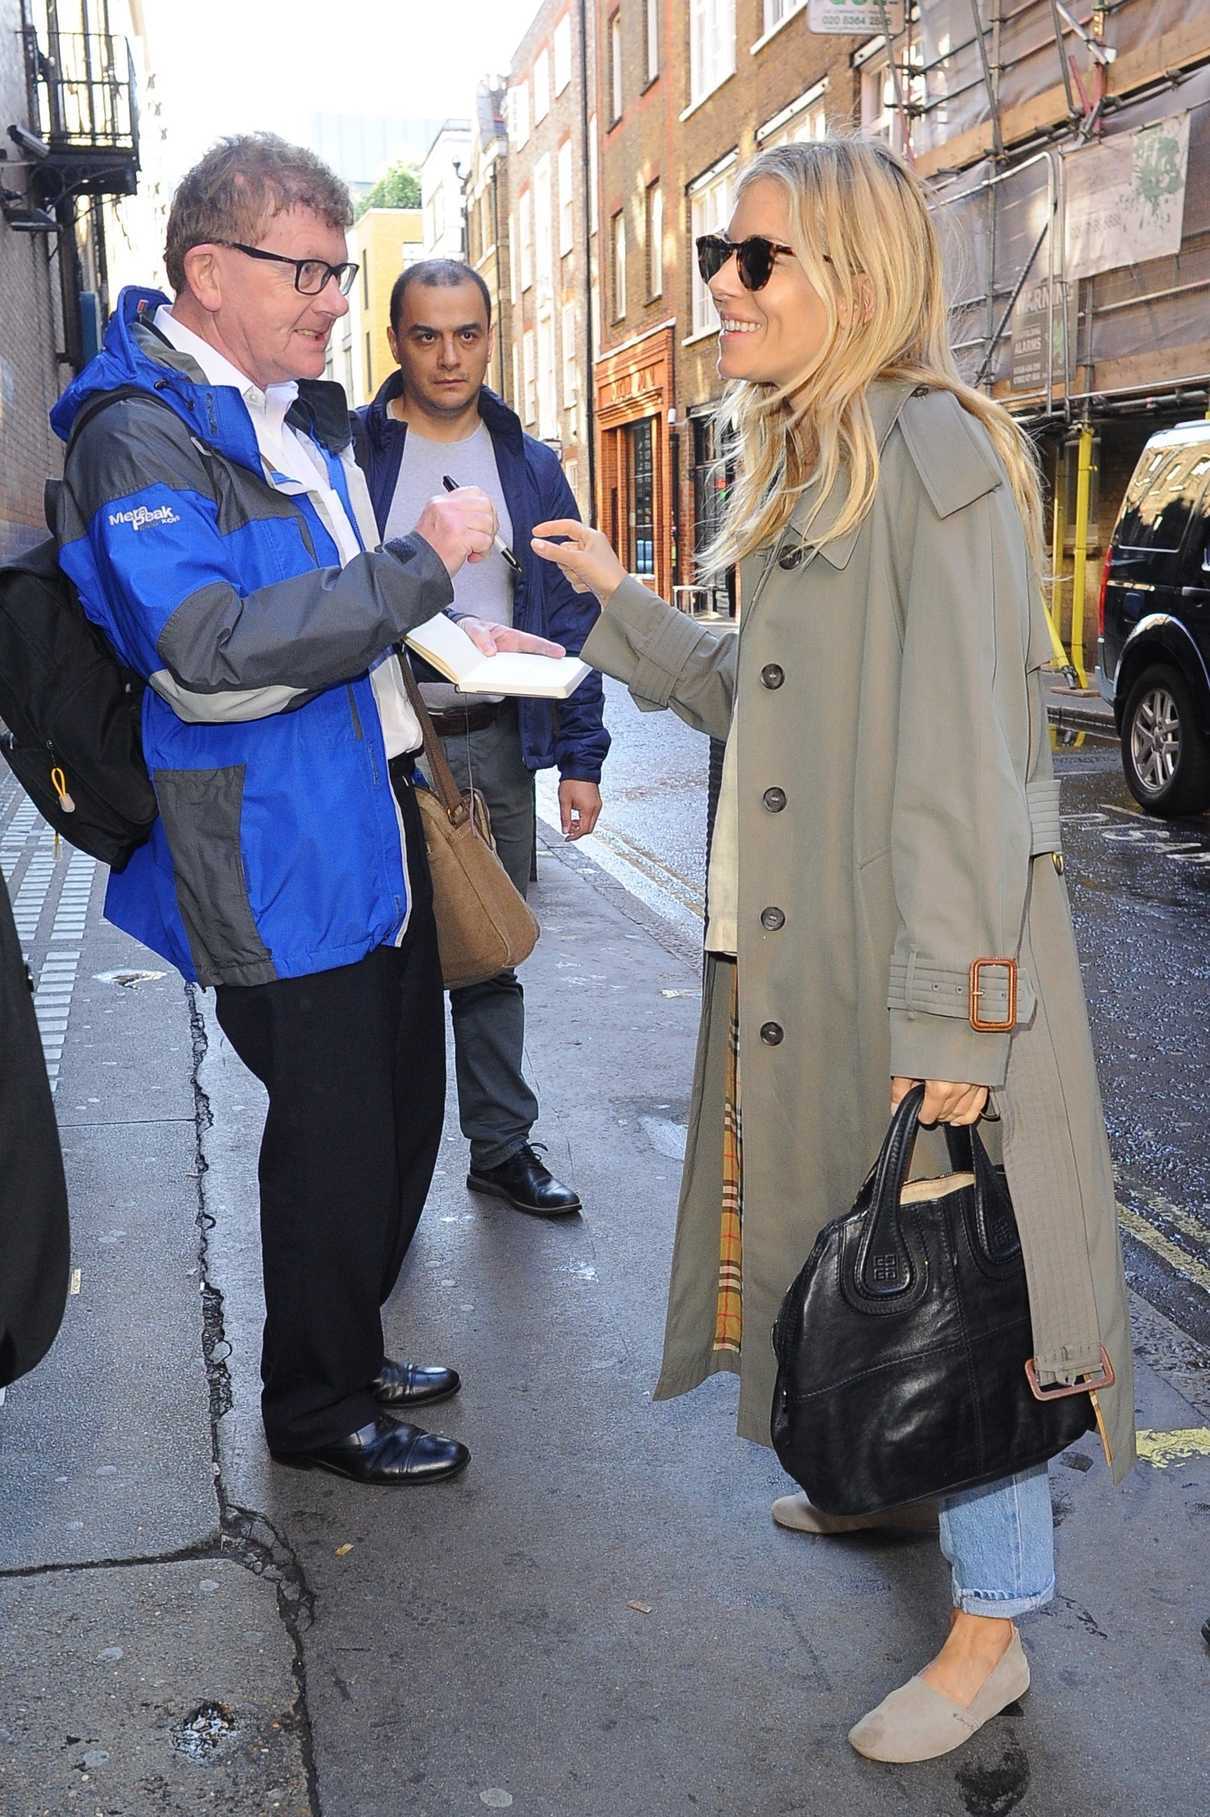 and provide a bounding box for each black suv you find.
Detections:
[1098,421,1210,816]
